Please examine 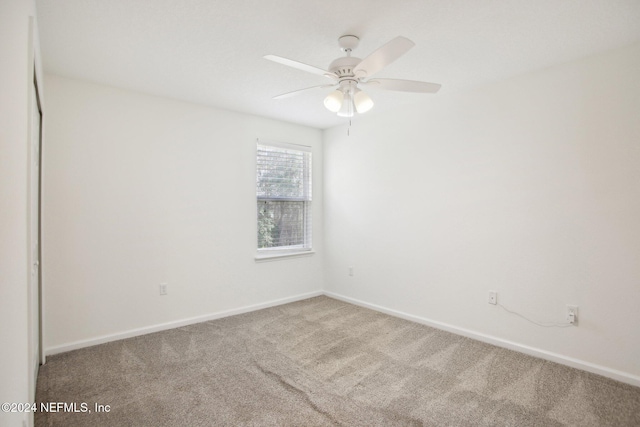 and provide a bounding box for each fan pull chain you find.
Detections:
[347,119,351,136]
